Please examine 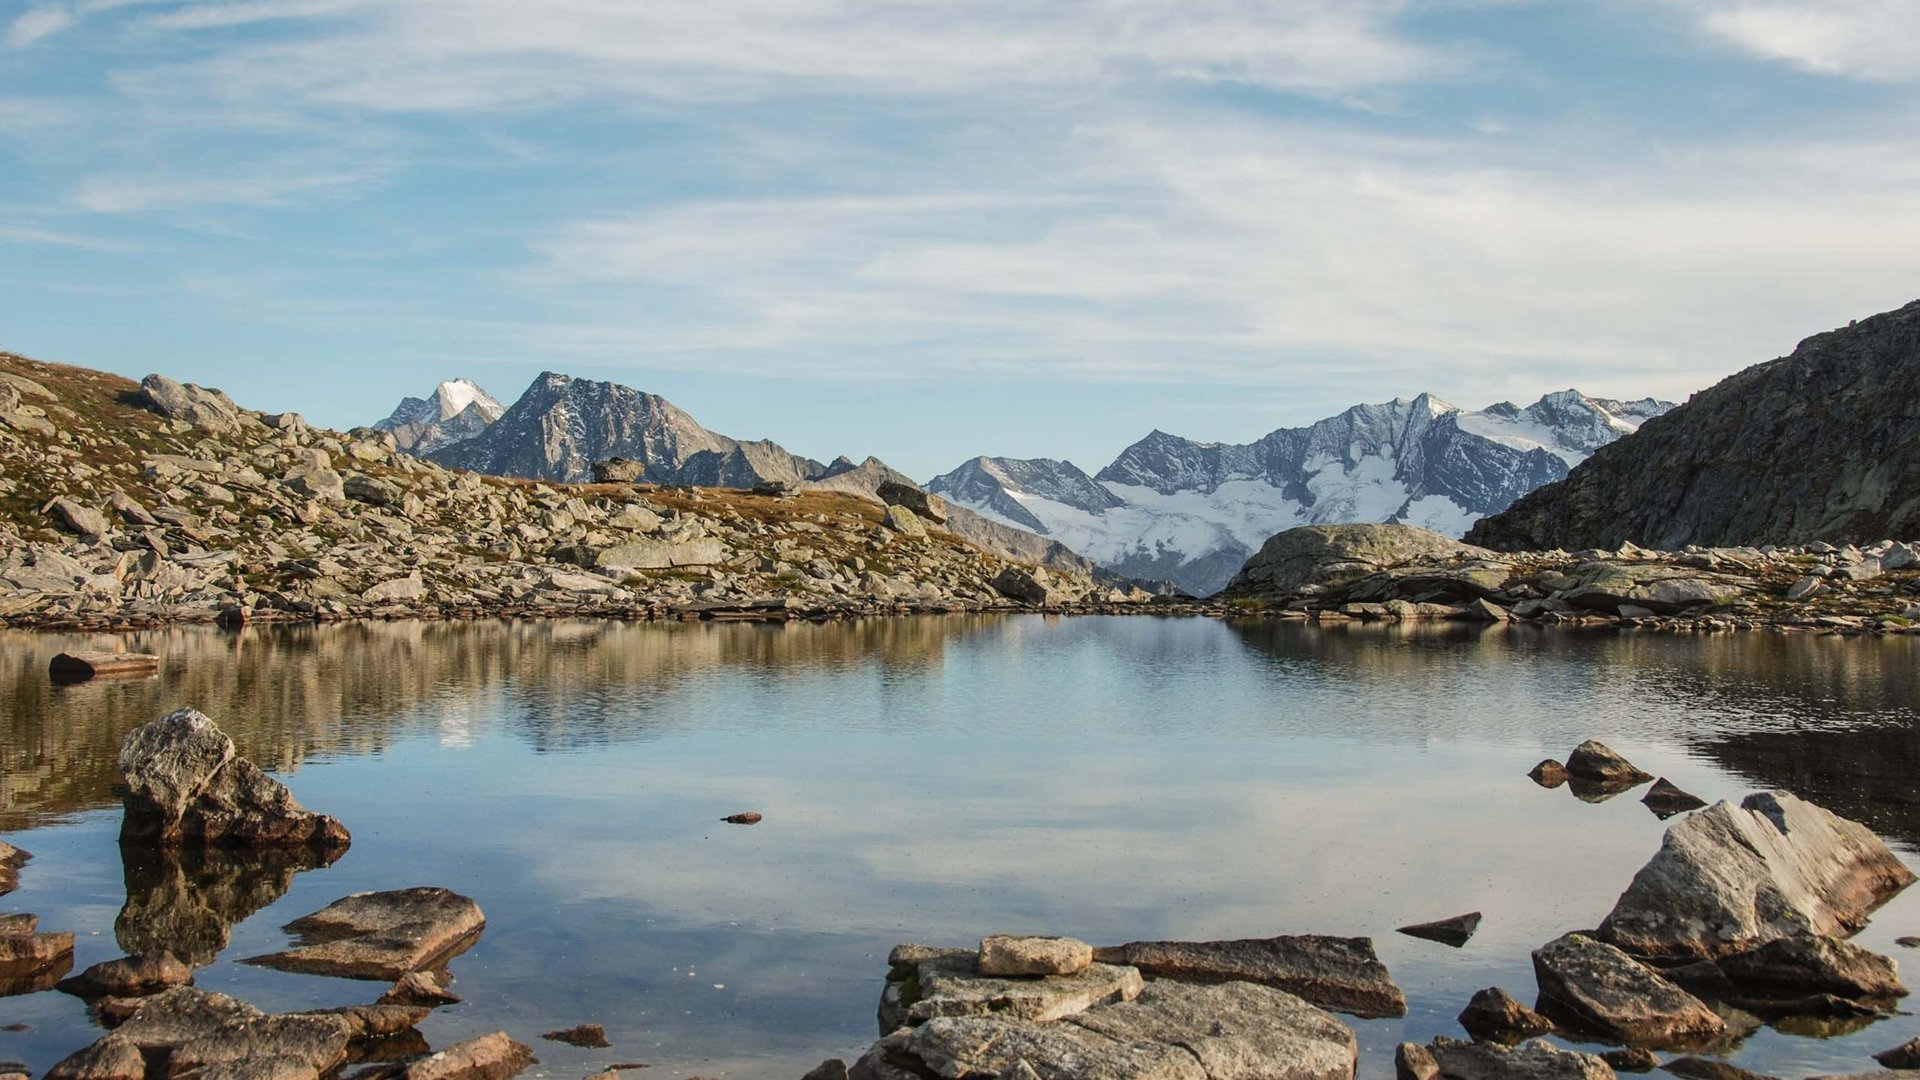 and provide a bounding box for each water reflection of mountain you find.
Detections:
[0,617,991,829]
